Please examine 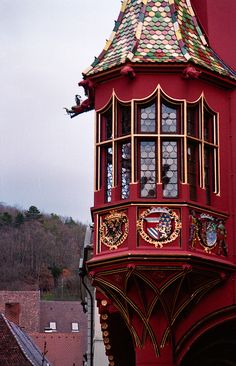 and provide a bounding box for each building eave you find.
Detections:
[87,62,236,90]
